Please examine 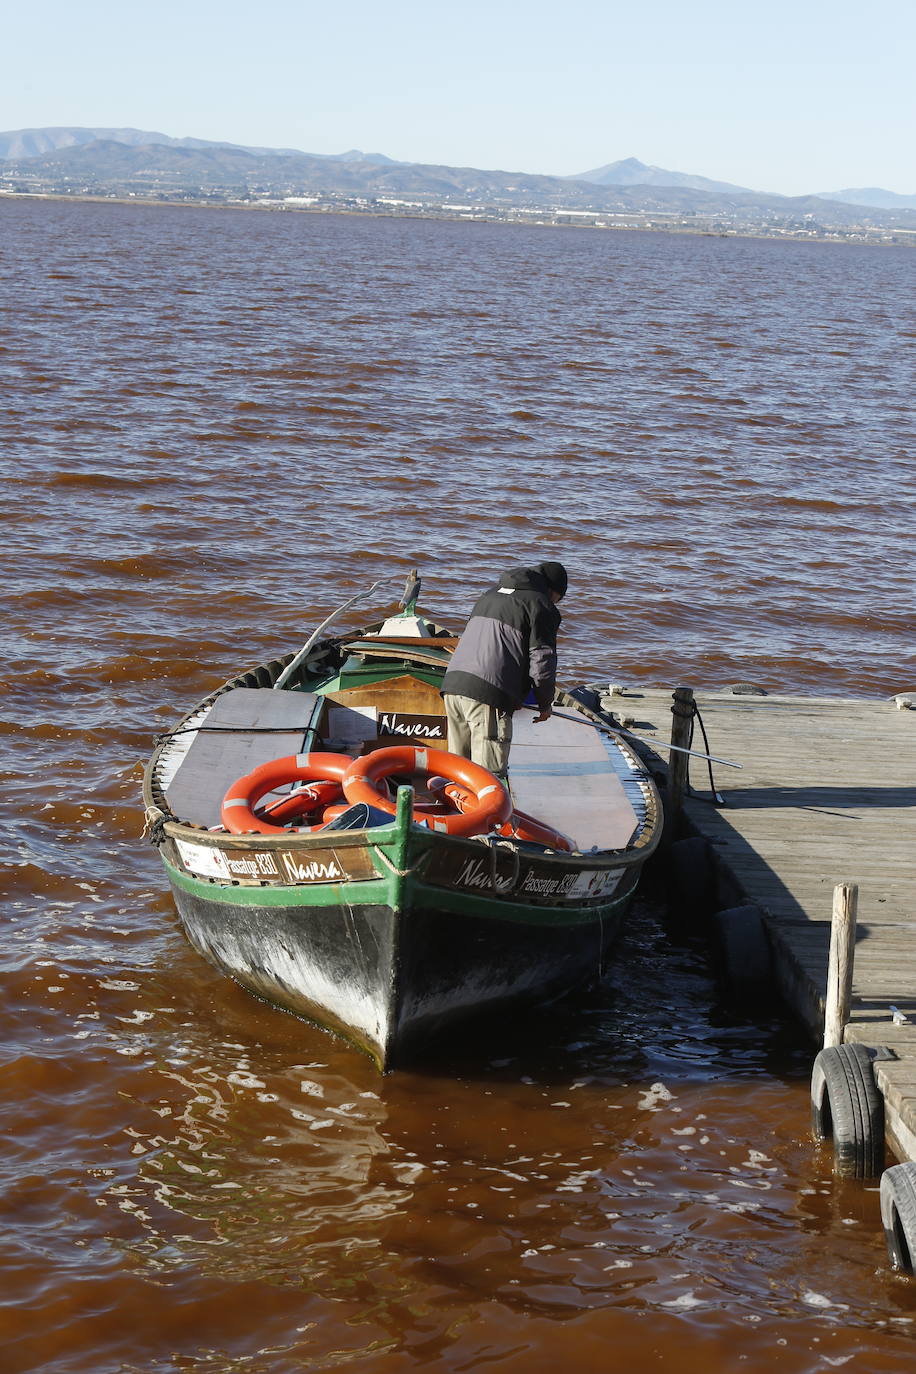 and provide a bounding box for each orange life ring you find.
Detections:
[341,746,511,837]
[498,809,574,853]
[442,785,574,852]
[221,753,353,835]
[257,778,343,824]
